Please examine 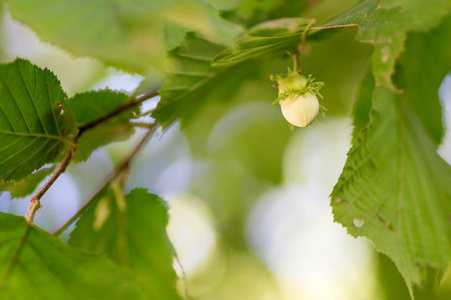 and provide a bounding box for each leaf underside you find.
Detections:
[331,3,451,295]
[318,0,379,28]
[0,59,74,183]
[332,86,451,294]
